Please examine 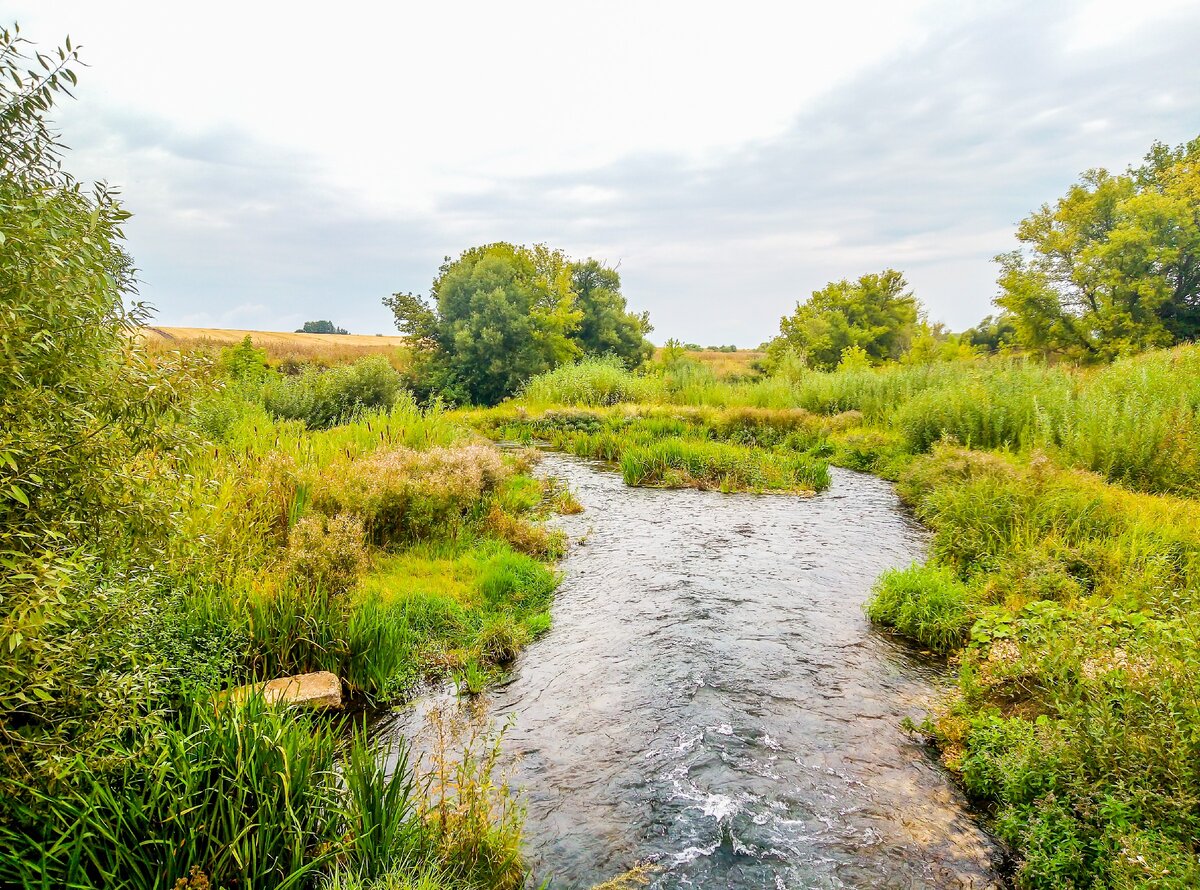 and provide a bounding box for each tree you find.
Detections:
[962,314,1017,353]
[902,322,977,364]
[385,243,652,405]
[296,319,348,334]
[568,259,653,365]
[766,270,918,371]
[0,25,191,757]
[996,136,1200,360]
